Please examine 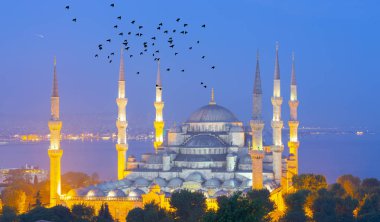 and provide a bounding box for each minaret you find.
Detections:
[250,51,265,190]
[116,49,128,180]
[48,57,63,206]
[288,52,300,175]
[153,61,165,151]
[271,43,284,184]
